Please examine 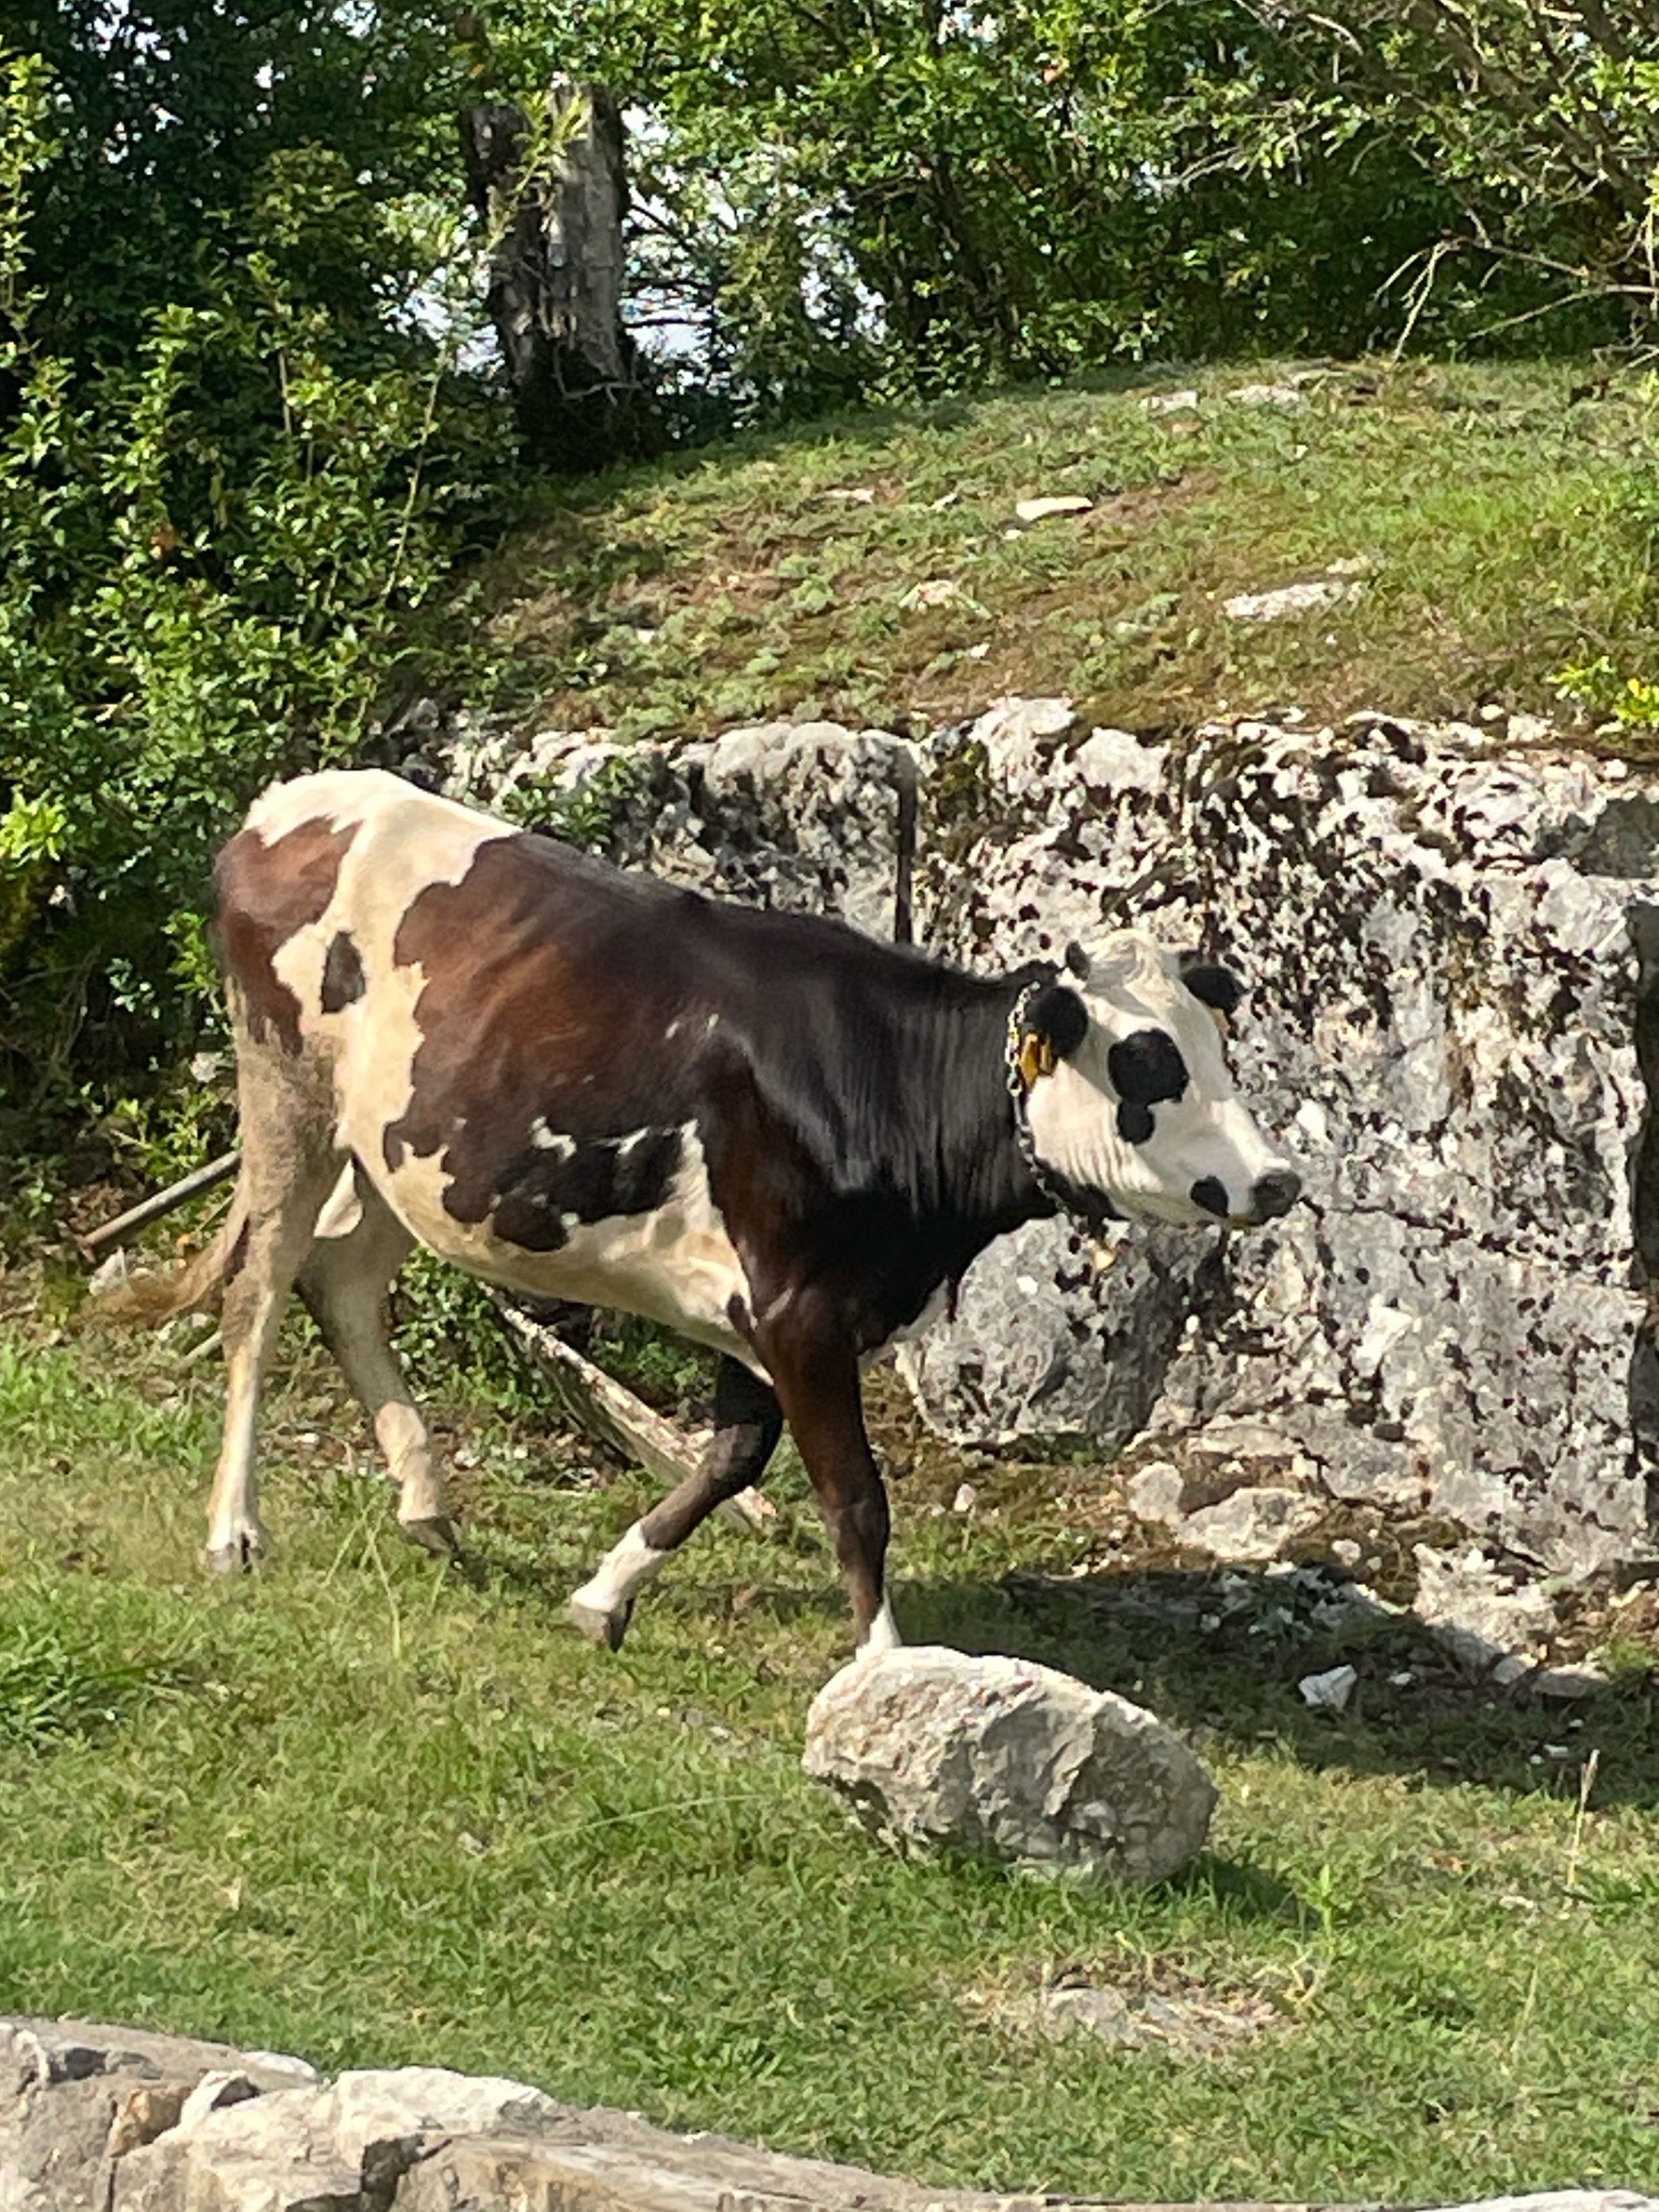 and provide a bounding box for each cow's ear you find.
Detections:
[1023,979,1090,1065]
[1180,959,1243,1020]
